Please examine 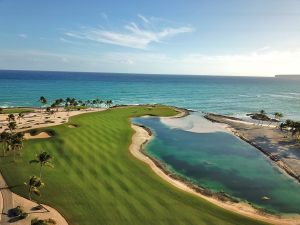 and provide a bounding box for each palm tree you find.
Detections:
[99,100,104,108]
[274,112,283,121]
[7,113,15,122]
[30,151,54,178]
[280,119,300,141]
[274,112,283,127]
[17,112,25,123]
[250,110,270,126]
[105,100,113,108]
[96,99,104,110]
[85,100,91,108]
[0,131,9,156]
[291,121,300,141]
[24,176,44,201]
[39,96,47,119]
[52,98,64,114]
[260,110,266,115]
[8,121,17,133]
[10,133,23,161]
